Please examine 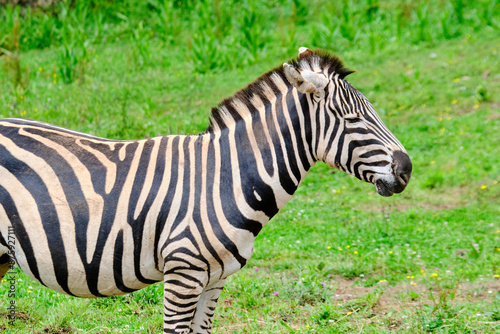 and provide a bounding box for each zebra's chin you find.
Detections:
[375,179,395,197]
[374,175,408,197]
